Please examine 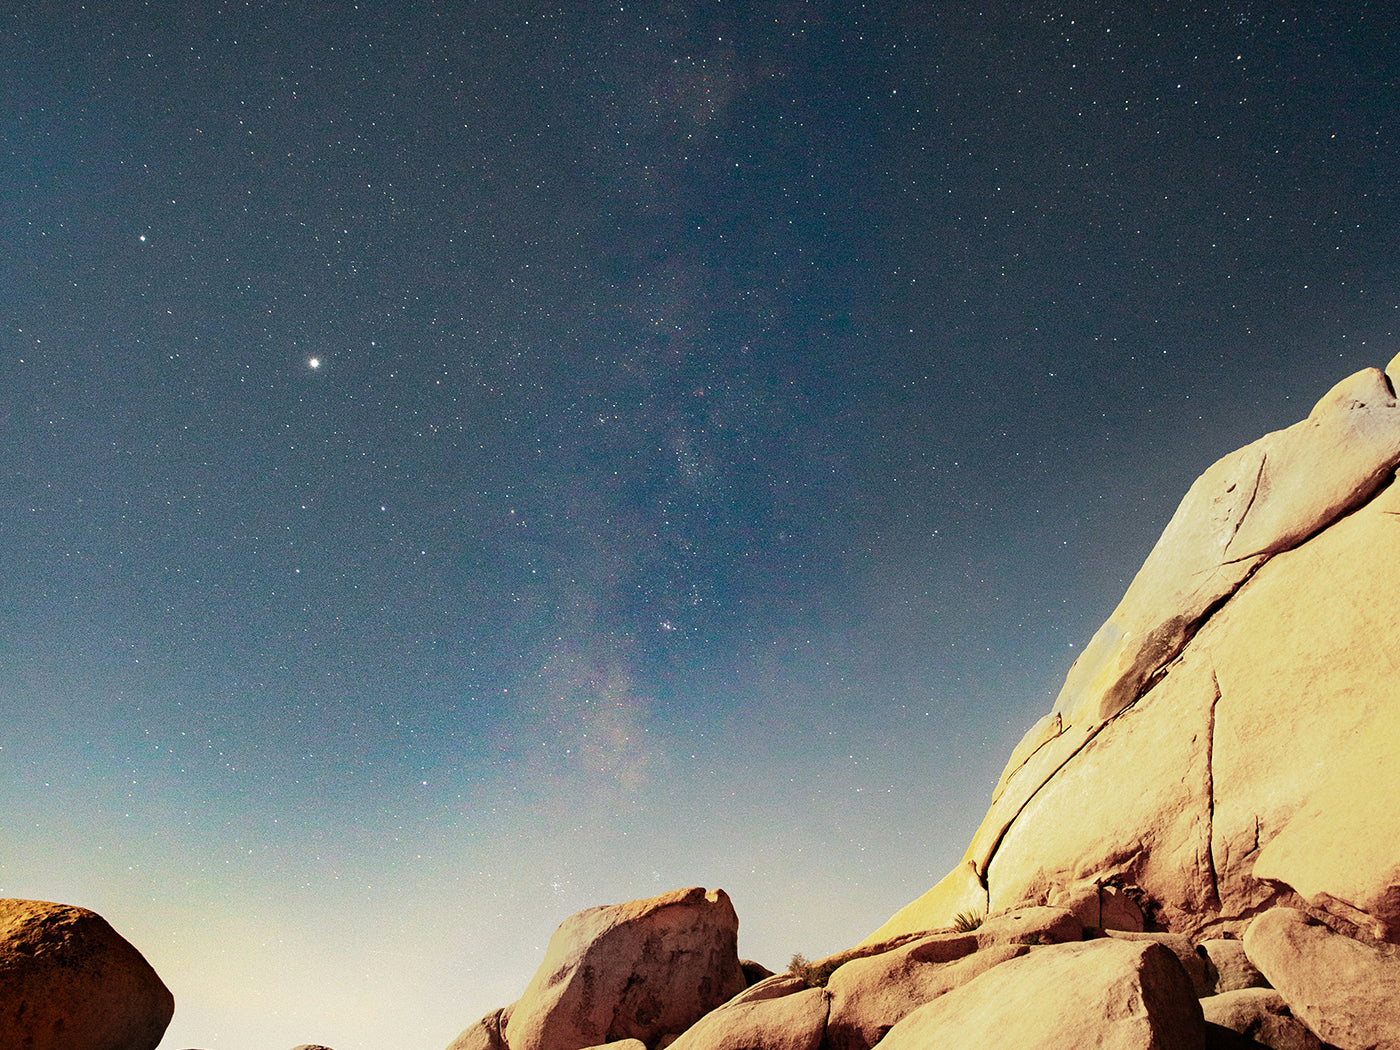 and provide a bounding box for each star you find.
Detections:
[308,357,320,369]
